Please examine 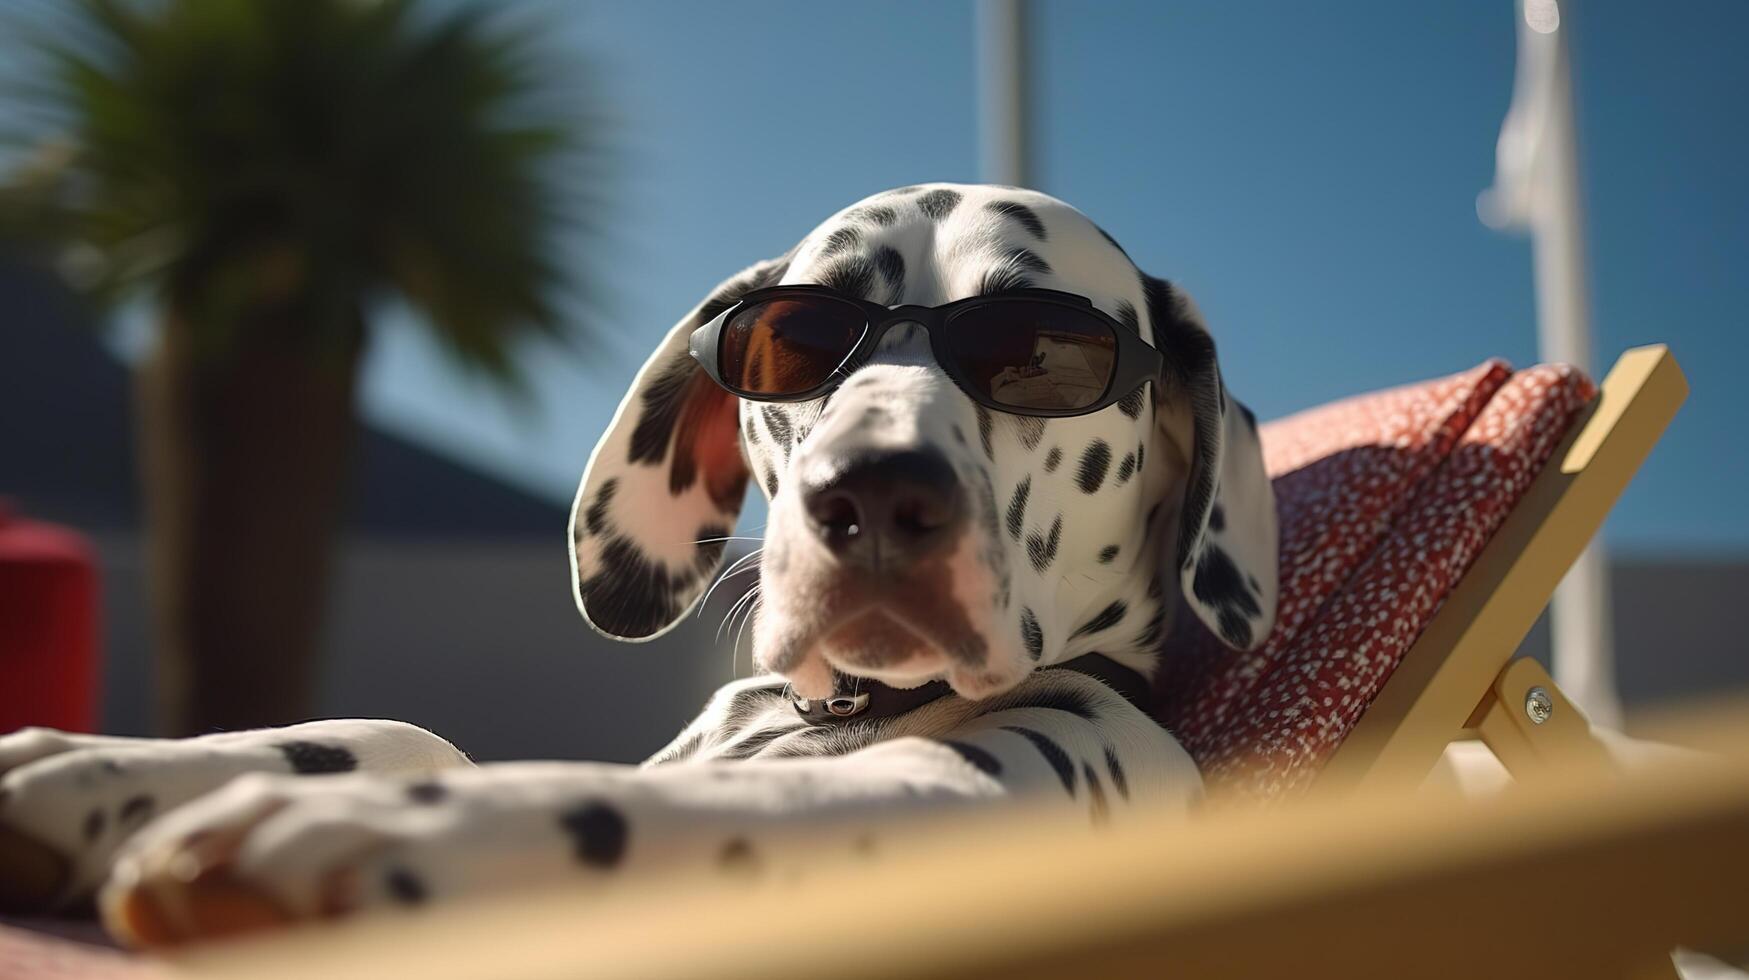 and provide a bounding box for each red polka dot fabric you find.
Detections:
[1153,360,1596,801]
